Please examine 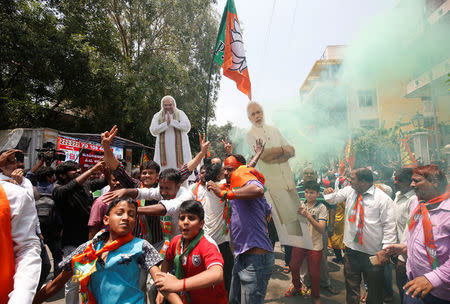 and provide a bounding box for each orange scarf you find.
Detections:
[0,184,14,303]
[408,191,449,269]
[348,194,364,245]
[71,230,133,304]
[230,165,265,190]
